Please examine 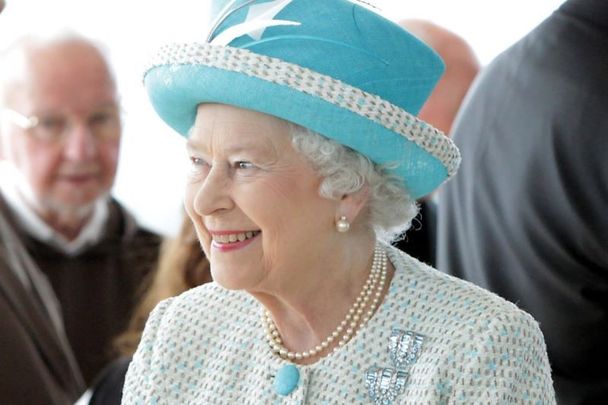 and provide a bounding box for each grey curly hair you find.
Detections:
[289,124,418,242]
